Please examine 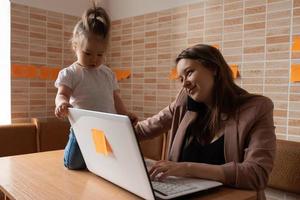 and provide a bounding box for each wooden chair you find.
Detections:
[0,123,37,157]
[139,133,167,161]
[267,139,300,194]
[32,118,70,152]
